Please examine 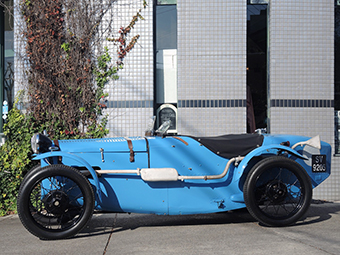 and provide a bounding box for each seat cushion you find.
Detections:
[191,134,264,159]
